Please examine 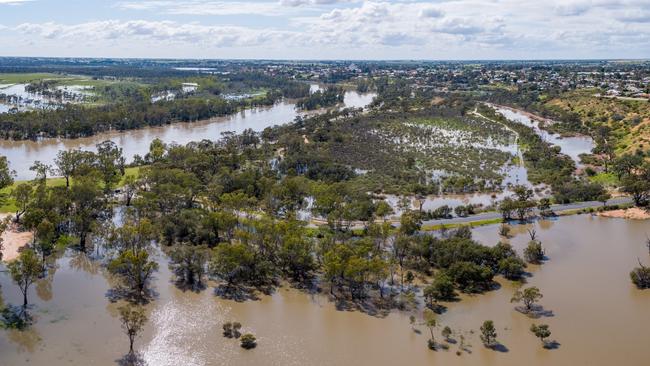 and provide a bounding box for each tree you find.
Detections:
[240,333,257,349]
[223,321,242,338]
[530,324,551,346]
[209,243,255,290]
[480,320,497,347]
[70,176,105,249]
[399,210,422,235]
[630,261,650,289]
[29,161,51,183]
[108,249,159,300]
[122,174,138,206]
[0,155,14,189]
[8,249,42,307]
[96,140,125,193]
[118,304,147,355]
[35,219,56,268]
[511,286,543,312]
[11,183,32,223]
[524,240,545,264]
[423,273,456,307]
[498,256,527,280]
[169,244,209,289]
[441,326,452,342]
[423,308,437,349]
[54,150,84,187]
